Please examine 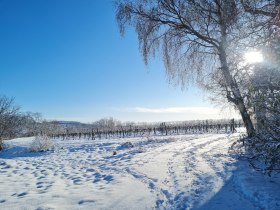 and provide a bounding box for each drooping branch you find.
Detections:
[117,1,220,49]
[240,0,278,17]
